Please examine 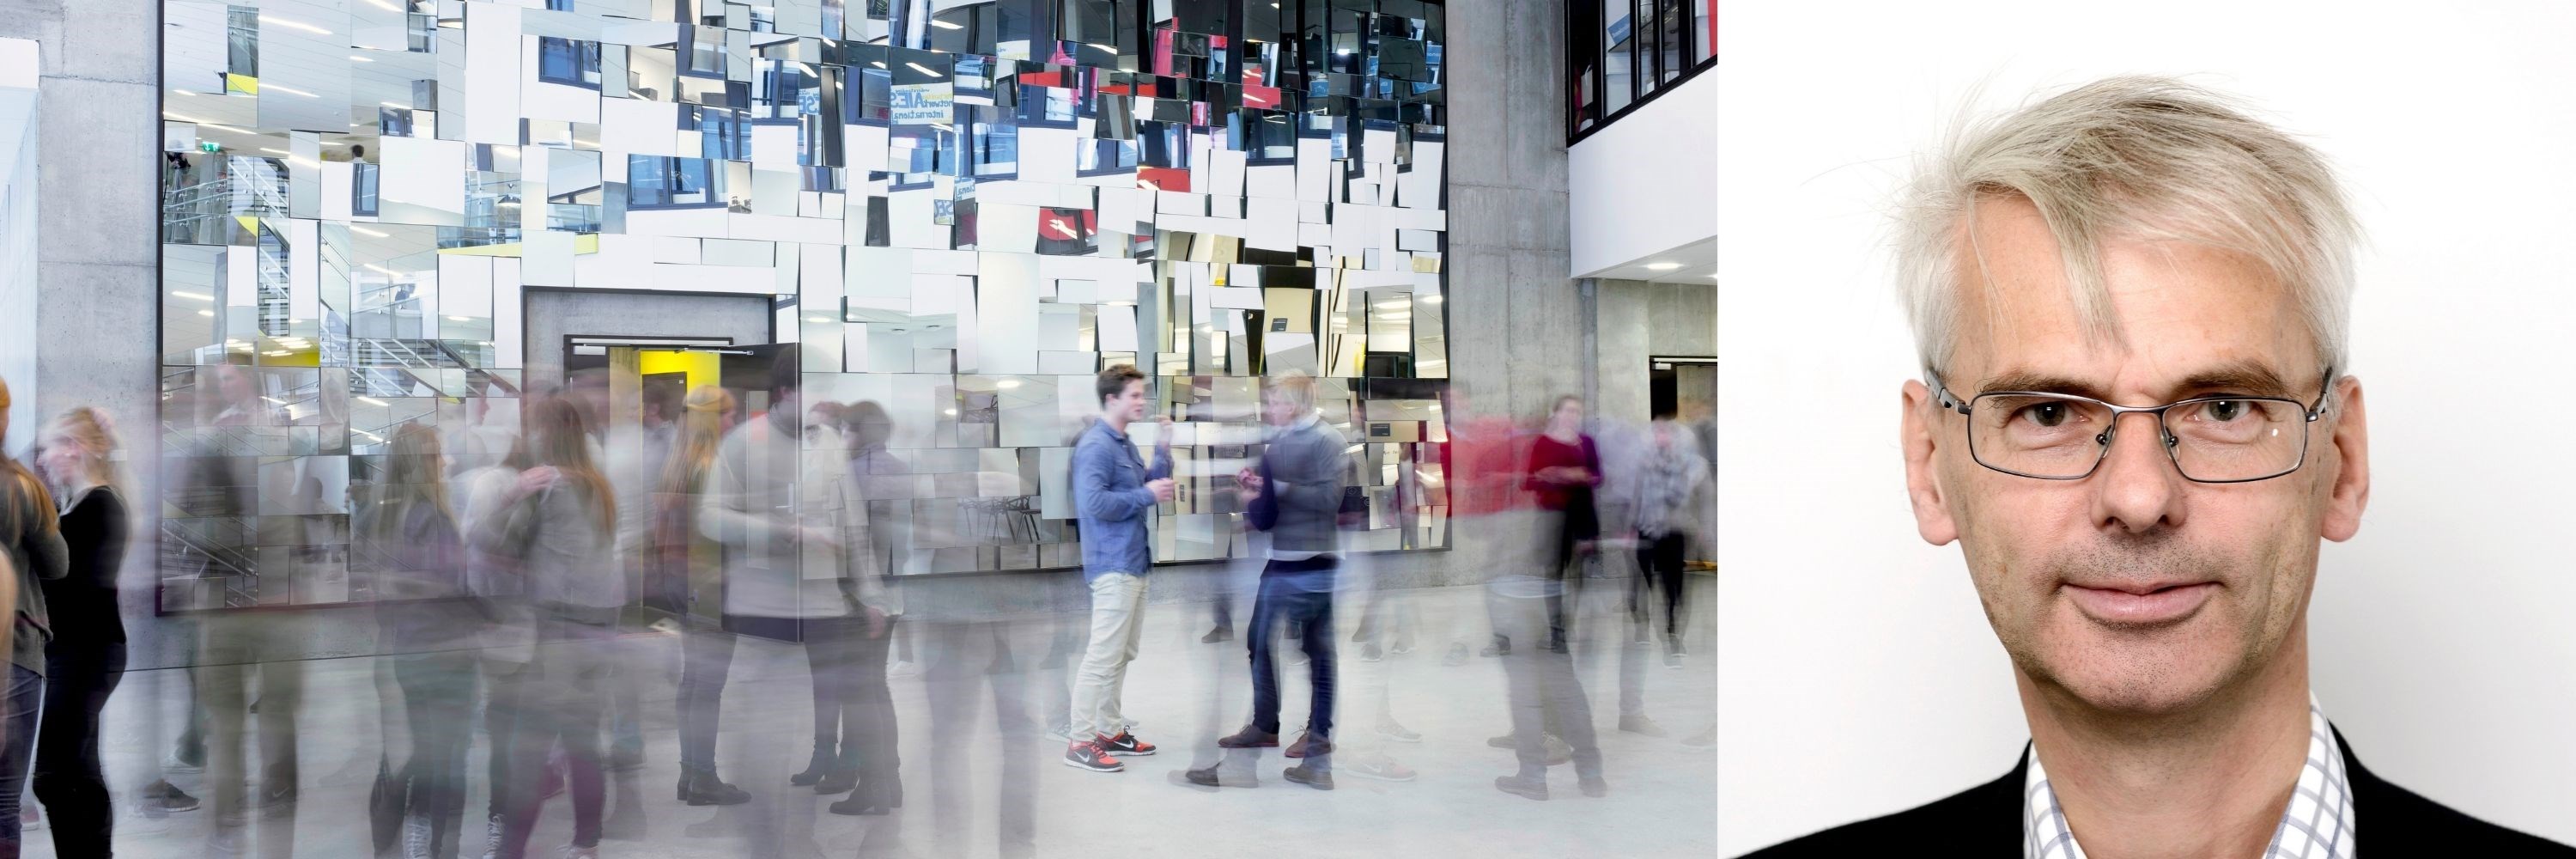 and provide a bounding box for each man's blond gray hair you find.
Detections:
[1896,76,2360,378]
